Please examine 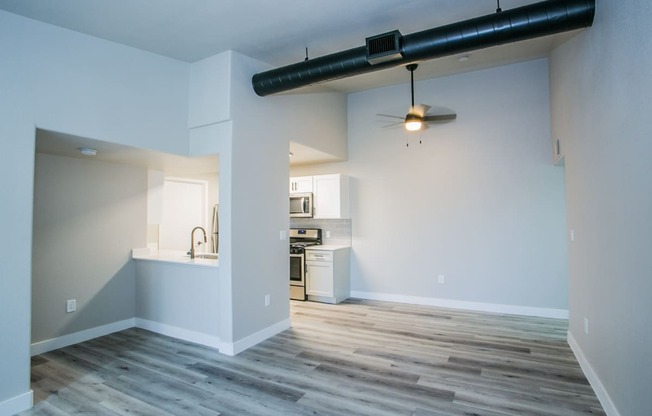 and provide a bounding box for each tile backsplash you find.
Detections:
[290,218,352,246]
